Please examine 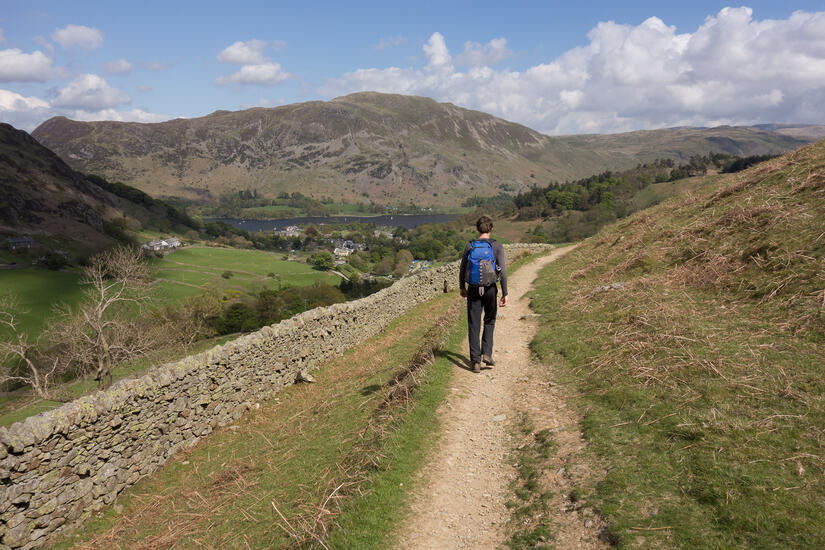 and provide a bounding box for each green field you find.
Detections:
[0,247,339,336]
[0,247,341,421]
[149,246,341,303]
[0,268,84,336]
